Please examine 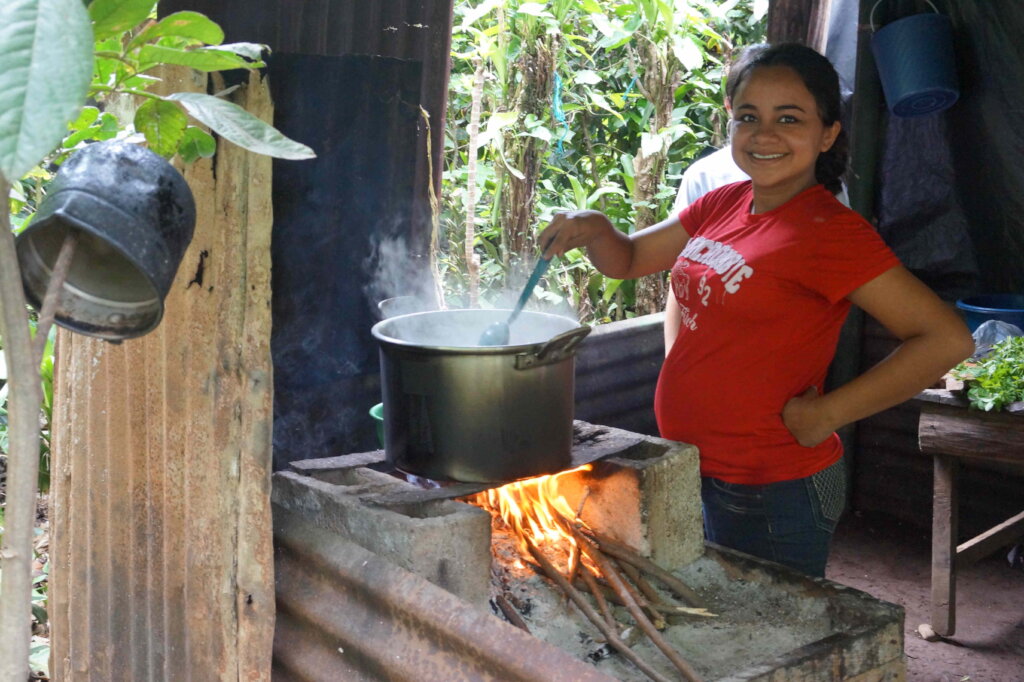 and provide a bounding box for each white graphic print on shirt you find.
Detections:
[673,236,754,331]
